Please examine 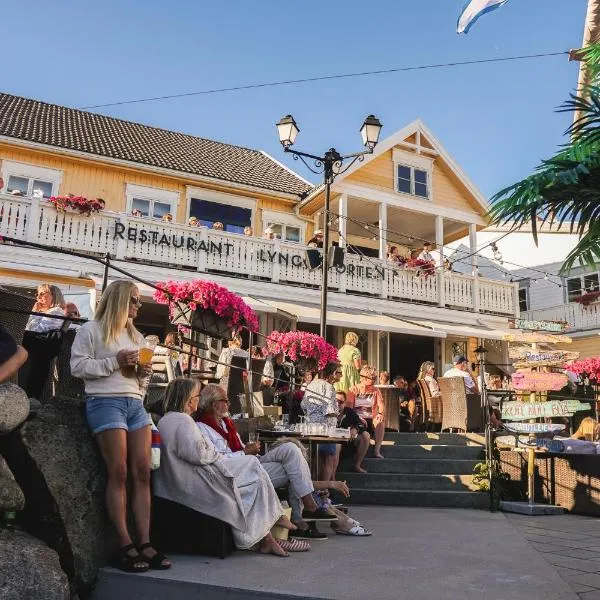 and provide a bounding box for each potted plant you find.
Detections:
[47,194,105,216]
[263,330,338,372]
[154,279,259,340]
